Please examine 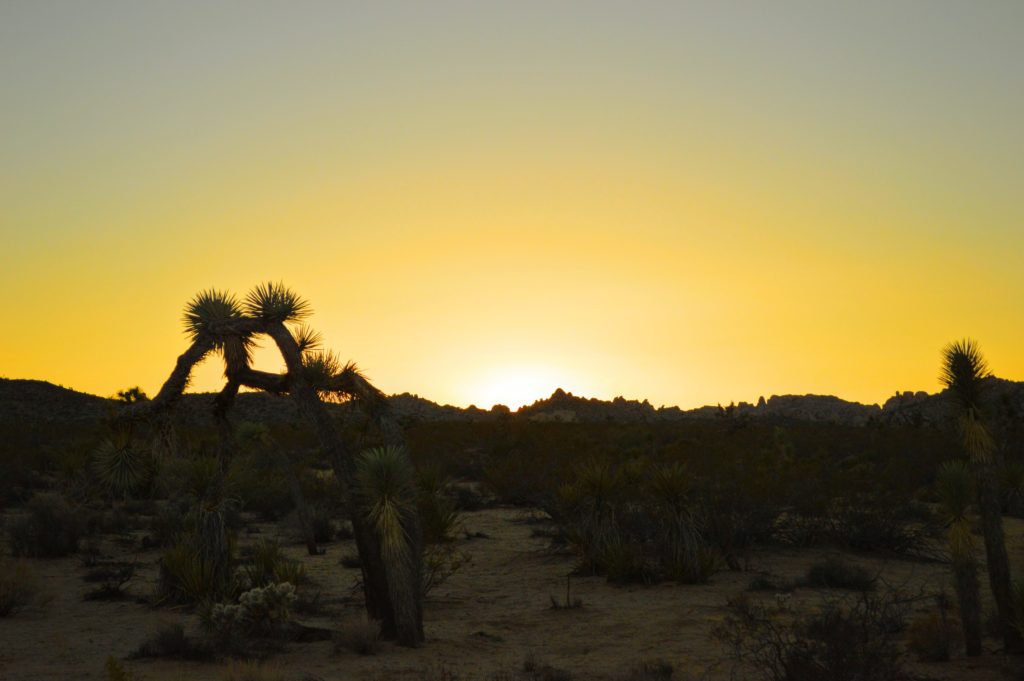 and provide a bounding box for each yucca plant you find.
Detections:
[93,434,149,500]
[935,460,982,656]
[941,339,1022,652]
[355,446,420,646]
[649,463,714,584]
